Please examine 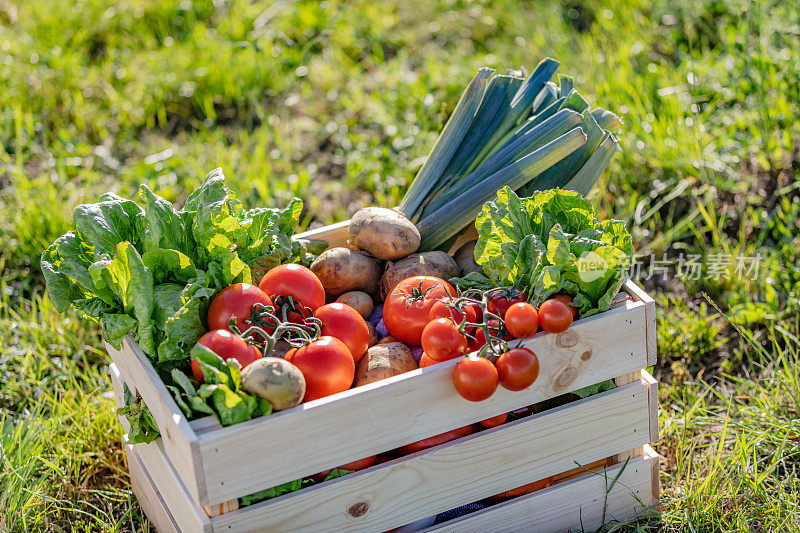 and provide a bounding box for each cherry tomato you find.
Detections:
[383,276,456,345]
[422,318,468,362]
[487,318,513,341]
[452,356,499,401]
[418,352,438,368]
[316,303,370,363]
[428,298,477,324]
[490,476,553,501]
[397,425,478,455]
[258,264,325,316]
[551,294,578,318]
[539,298,574,334]
[192,329,262,384]
[207,283,274,334]
[487,291,527,319]
[285,336,355,402]
[496,347,540,391]
[312,455,377,482]
[467,327,487,353]
[504,302,540,339]
[479,412,508,428]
